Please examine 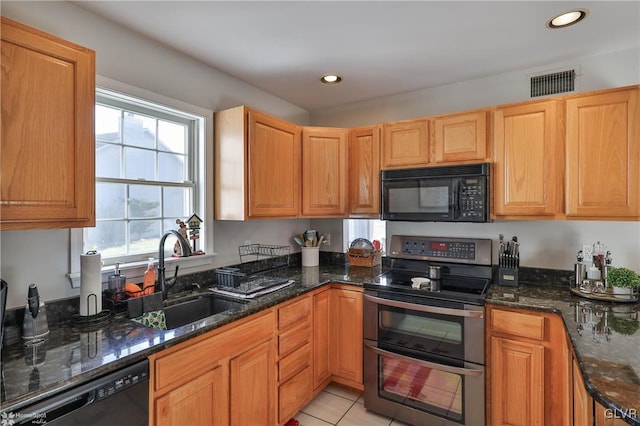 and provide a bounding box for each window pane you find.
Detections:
[96,183,126,219]
[96,143,121,178]
[158,152,186,182]
[158,120,186,154]
[124,147,156,180]
[129,220,161,255]
[129,185,161,218]
[163,187,190,218]
[86,221,126,257]
[123,112,156,149]
[95,105,121,143]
